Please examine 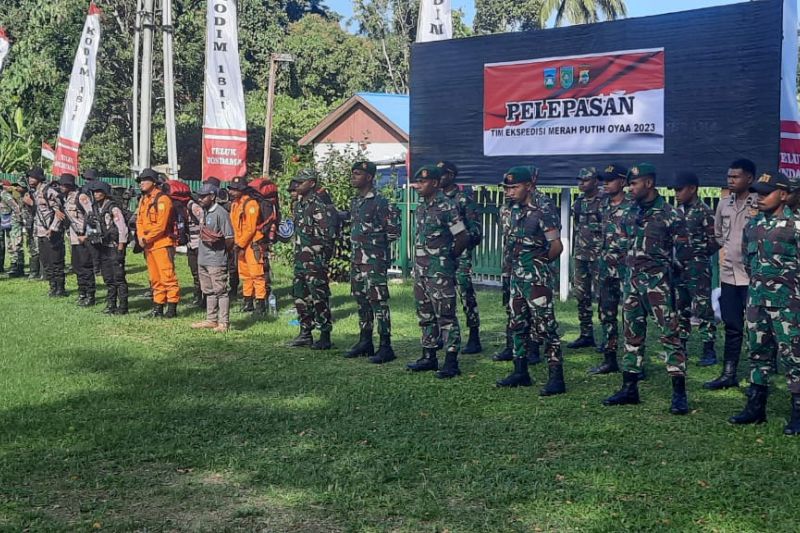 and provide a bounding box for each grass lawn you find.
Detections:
[1,253,798,532]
